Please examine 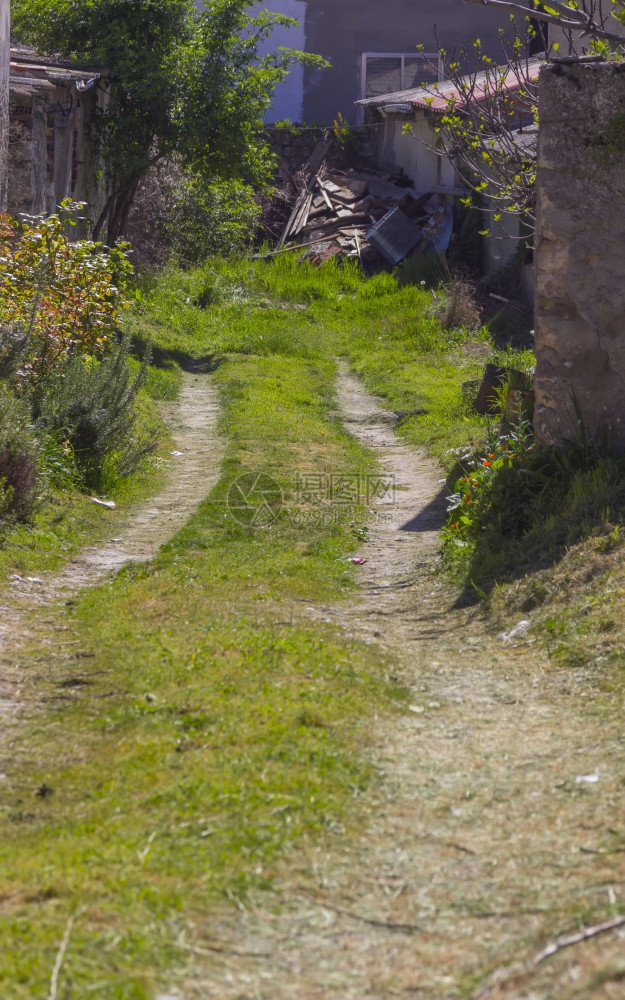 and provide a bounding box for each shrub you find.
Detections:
[0,322,30,384]
[0,201,133,384]
[126,165,260,268]
[441,278,481,332]
[0,385,37,521]
[35,335,155,490]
